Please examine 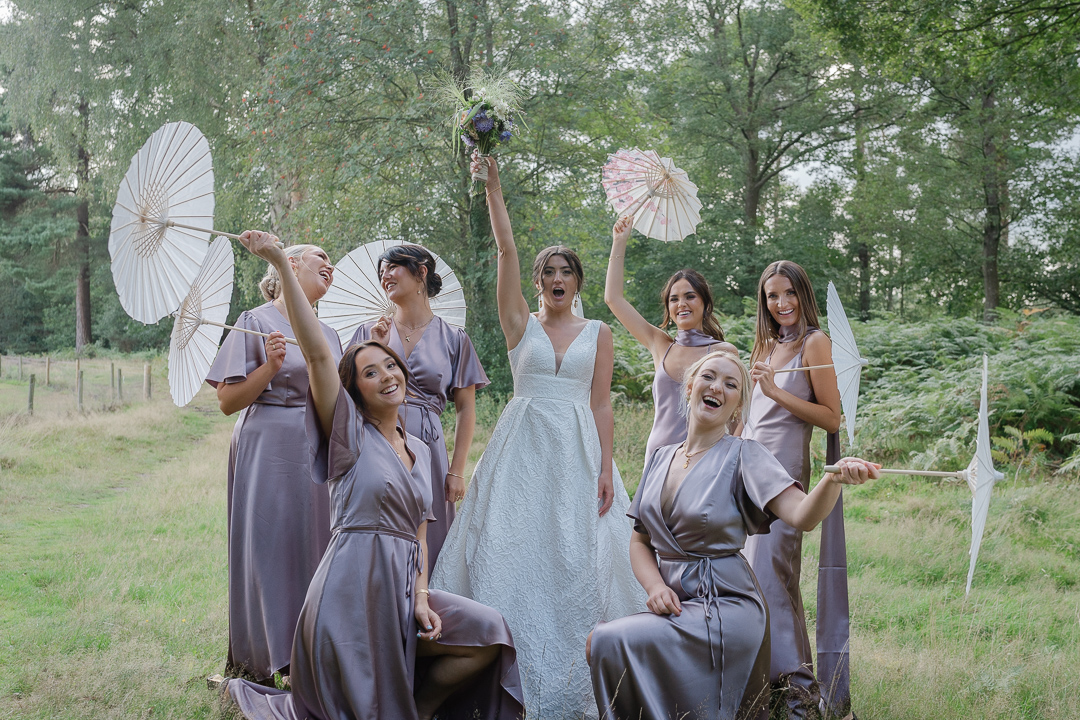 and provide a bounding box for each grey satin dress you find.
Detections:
[205,302,342,680]
[227,386,525,720]
[349,316,489,571]
[589,437,800,720]
[644,329,727,460]
[741,325,825,708]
